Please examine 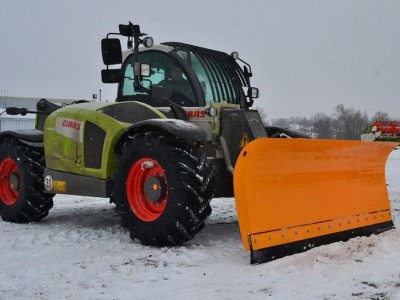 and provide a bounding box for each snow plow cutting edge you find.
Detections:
[234,139,399,264]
